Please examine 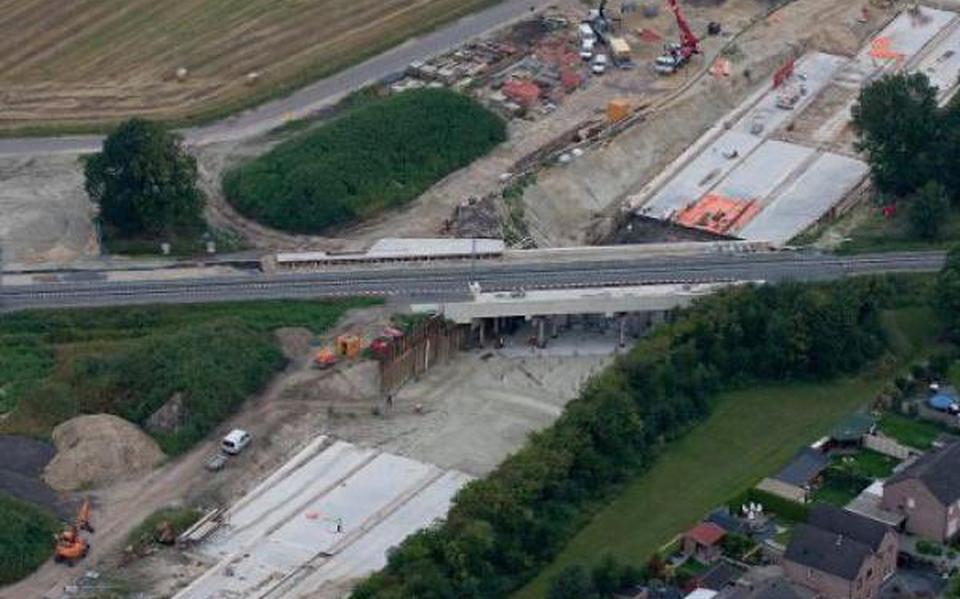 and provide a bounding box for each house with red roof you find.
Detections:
[683,522,727,563]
